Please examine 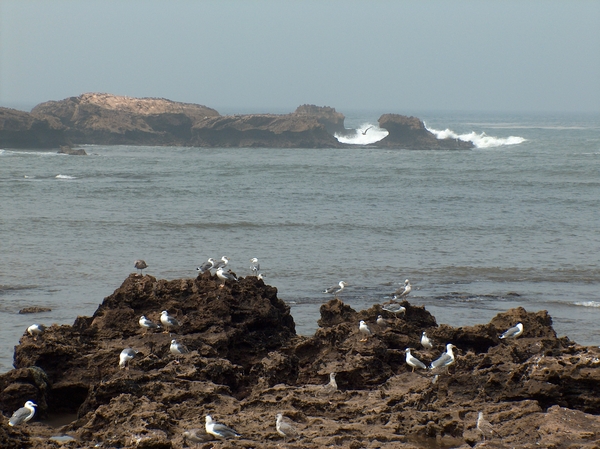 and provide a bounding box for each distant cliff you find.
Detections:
[1,93,473,149]
[0,107,70,148]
